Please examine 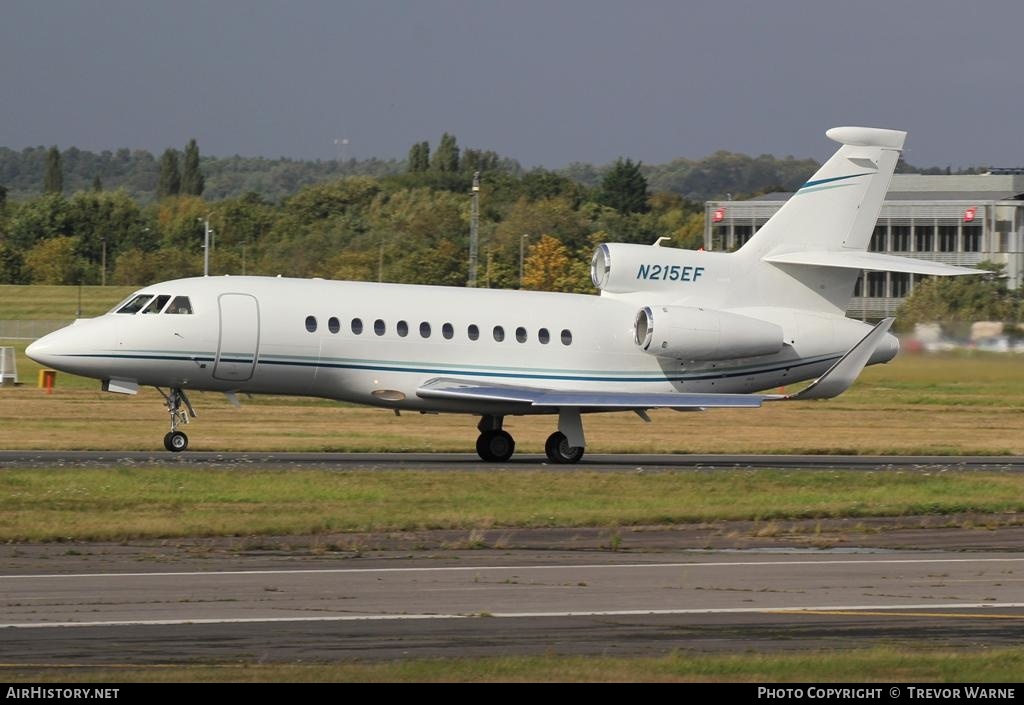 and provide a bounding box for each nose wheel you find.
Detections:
[157,387,196,453]
[163,431,189,452]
